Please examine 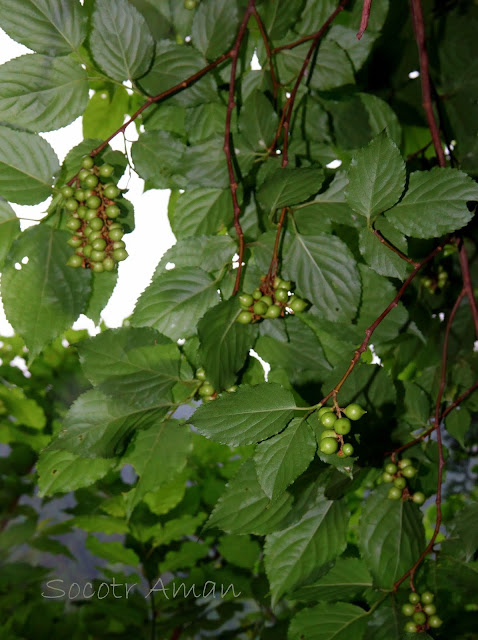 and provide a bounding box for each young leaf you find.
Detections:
[254,418,316,499]
[265,497,349,605]
[1,226,91,356]
[386,167,478,238]
[90,0,154,82]
[346,131,406,224]
[288,602,368,640]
